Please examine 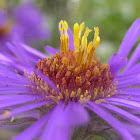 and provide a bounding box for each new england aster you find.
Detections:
[0,2,50,52]
[0,18,140,140]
